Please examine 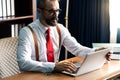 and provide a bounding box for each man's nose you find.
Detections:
[53,11,59,17]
